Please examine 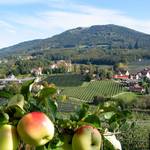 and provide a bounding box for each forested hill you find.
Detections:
[1,24,150,55]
